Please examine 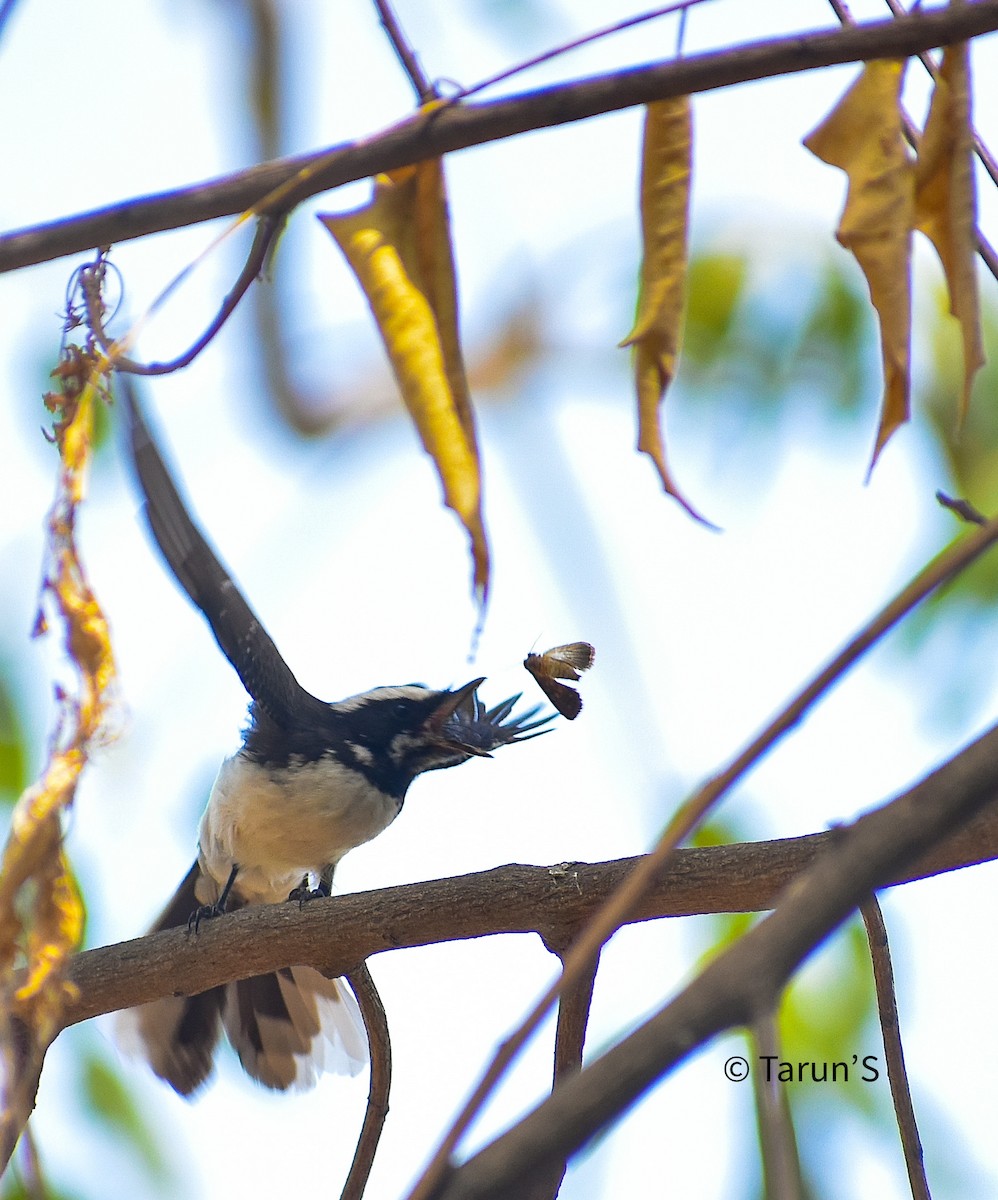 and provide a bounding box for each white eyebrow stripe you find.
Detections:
[333,685,432,713]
